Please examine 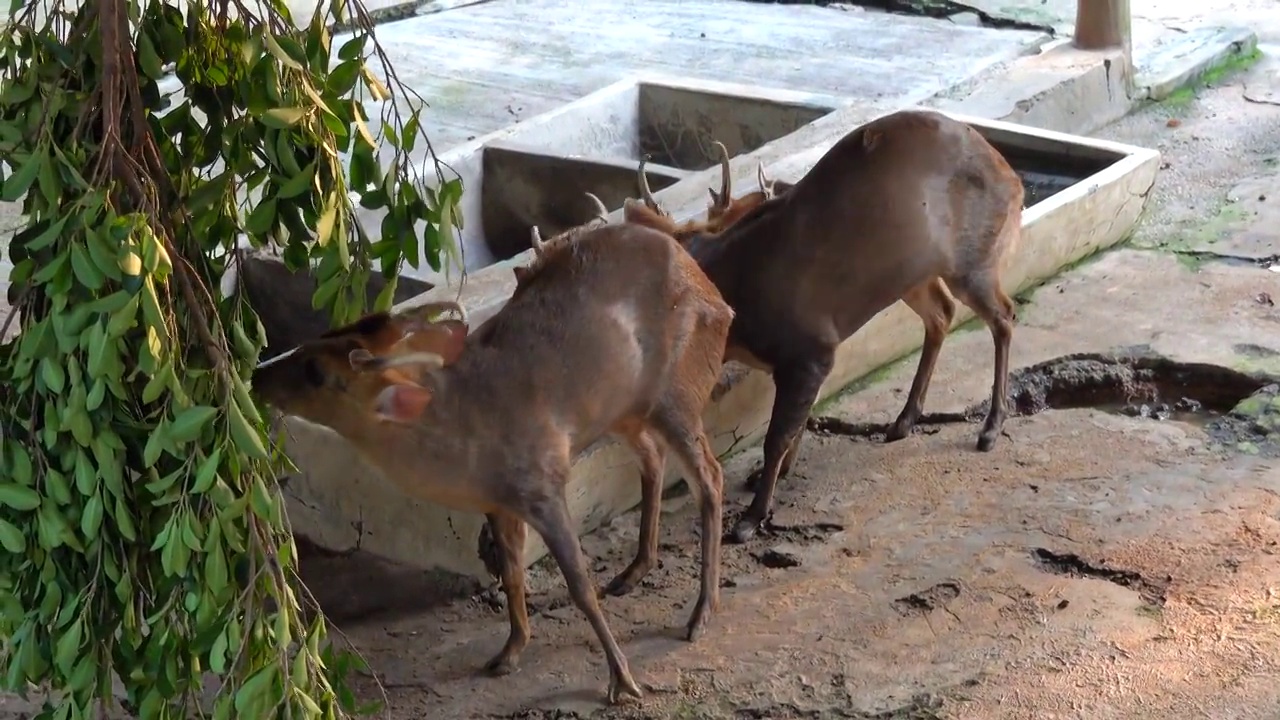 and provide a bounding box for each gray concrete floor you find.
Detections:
[365,0,1048,149]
